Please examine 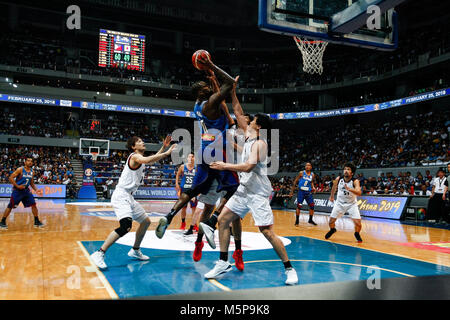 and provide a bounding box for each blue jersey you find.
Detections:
[194,100,228,159]
[298,170,313,192]
[180,164,196,190]
[15,167,33,190]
